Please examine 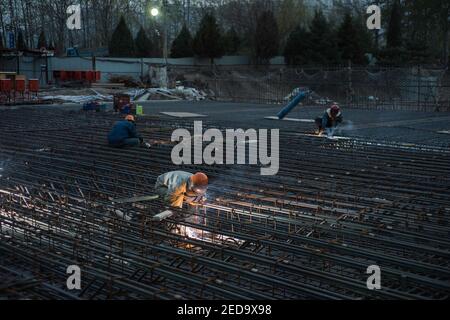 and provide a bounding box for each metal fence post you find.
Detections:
[214,74,218,101]
[347,60,352,107]
[417,64,421,111]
